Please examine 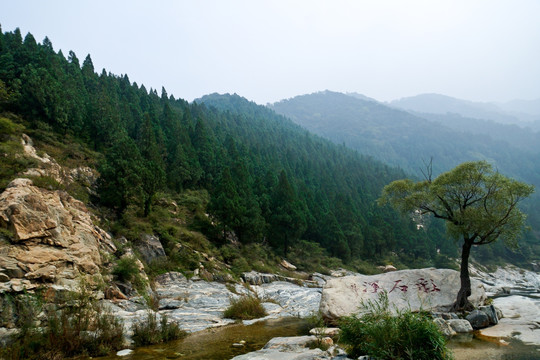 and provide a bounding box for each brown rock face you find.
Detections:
[0,178,115,291]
